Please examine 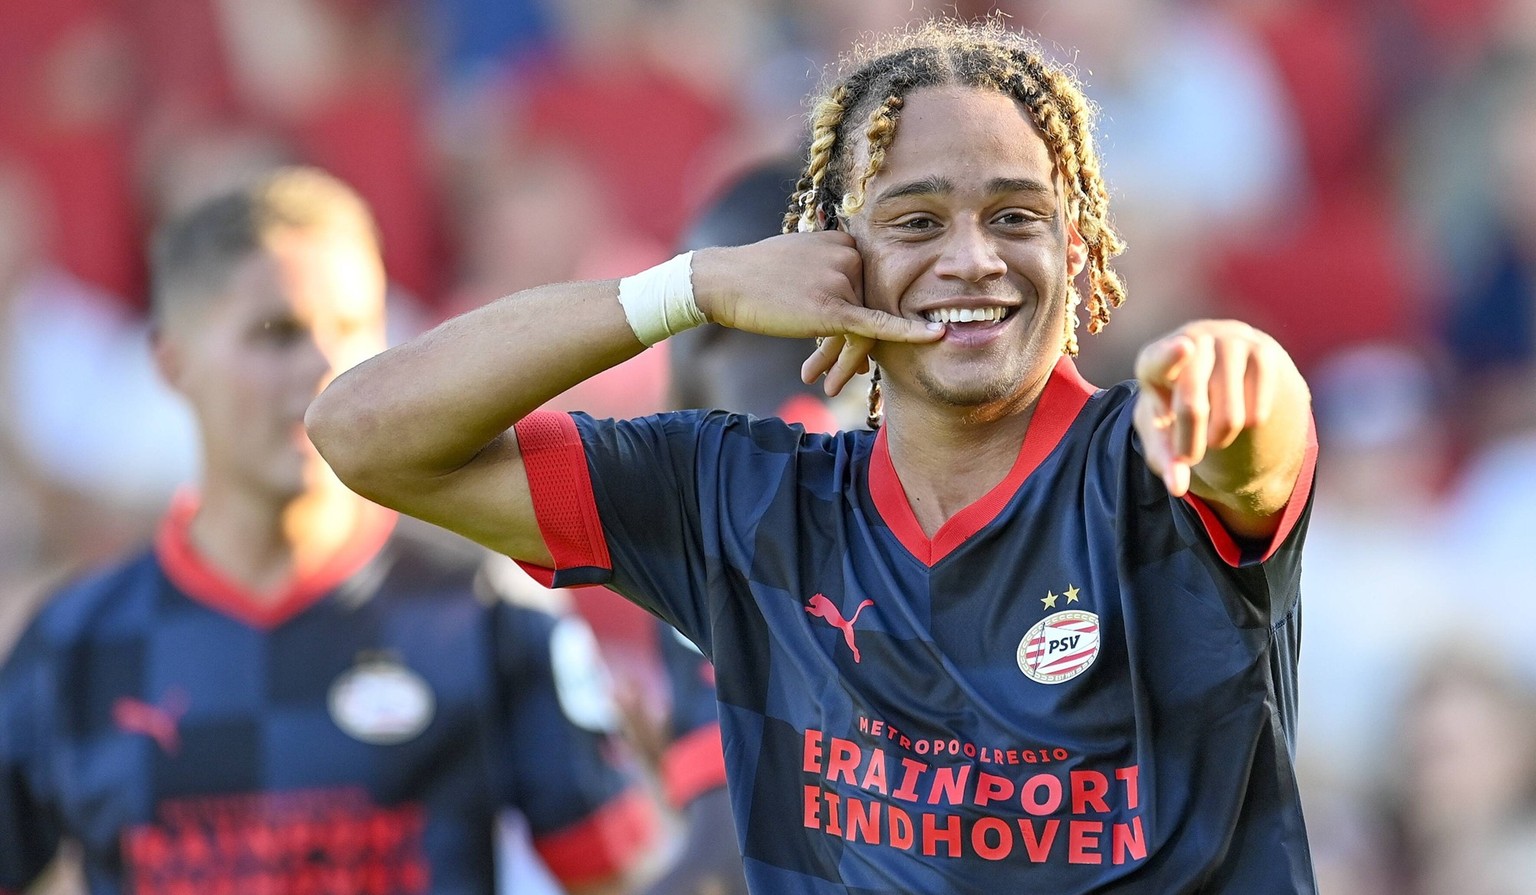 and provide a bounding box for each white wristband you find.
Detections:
[617,251,705,346]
